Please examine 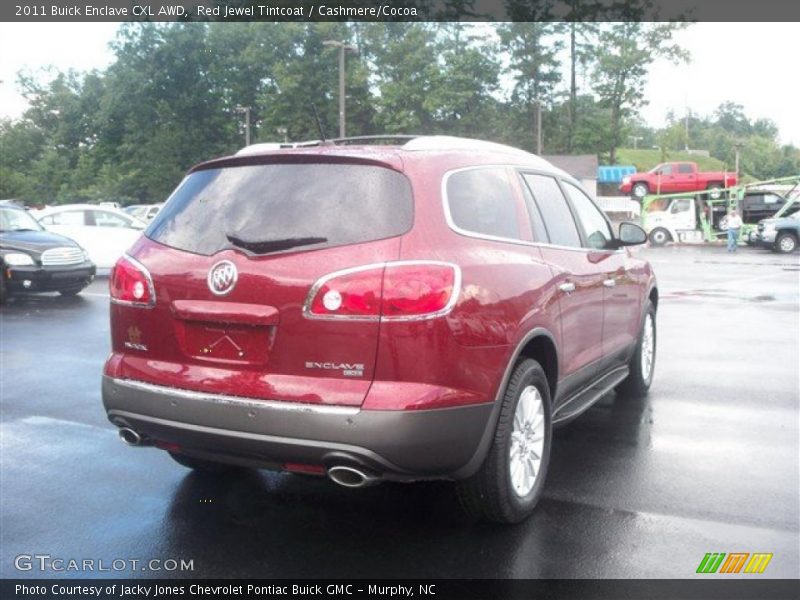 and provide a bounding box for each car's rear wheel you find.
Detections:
[457,358,552,523]
[648,227,671,247]
[168,451,240,474]
[775,232,798,254]
[0,275,7,305]
[617,301,657,397]
[707,183,724,200]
